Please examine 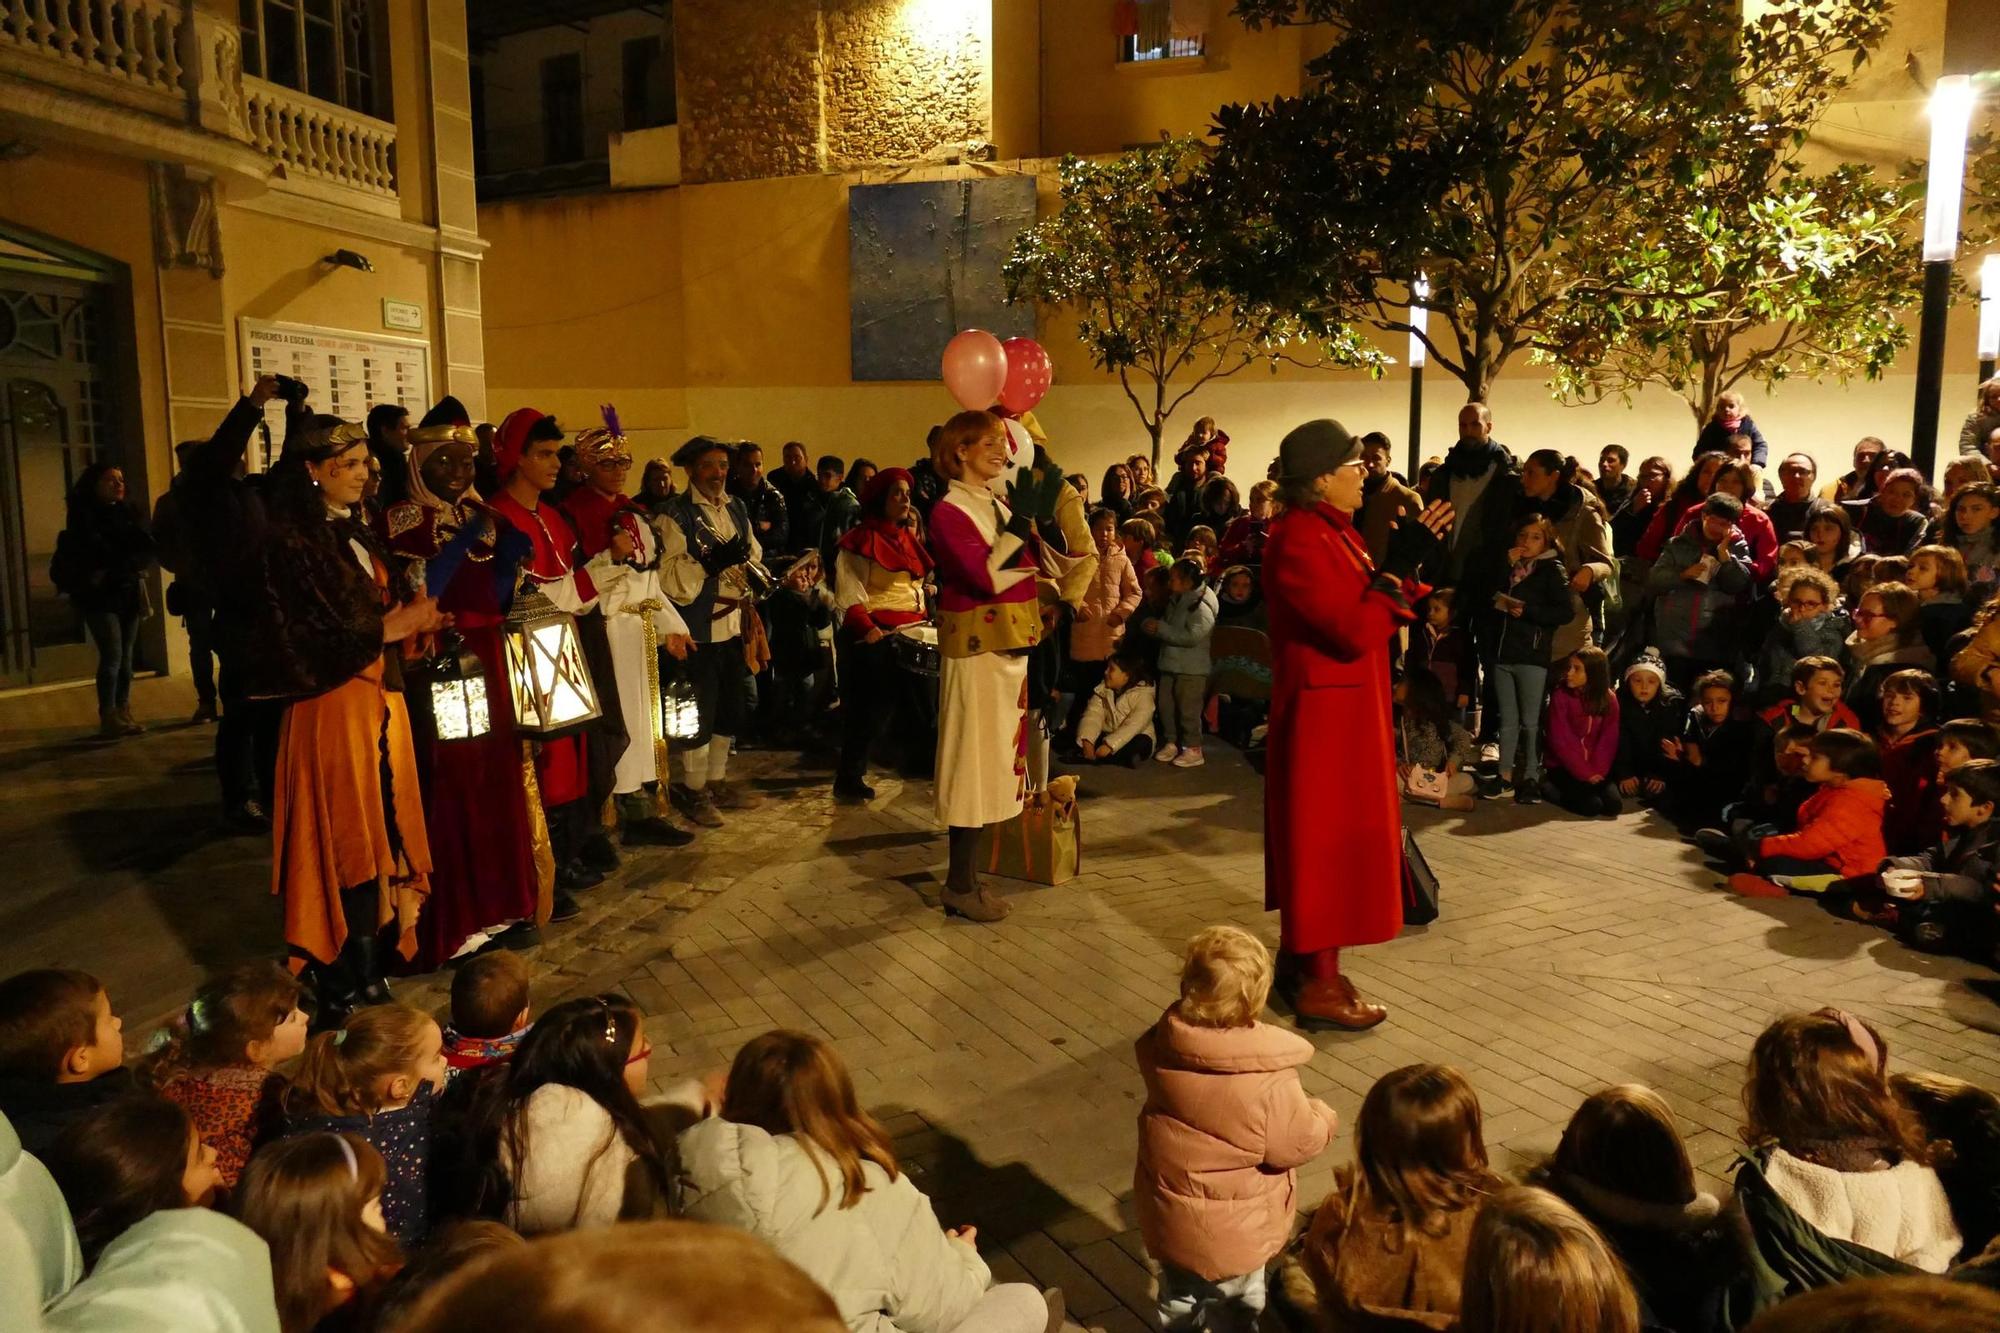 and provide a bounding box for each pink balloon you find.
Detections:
[998,337,1052,415]
[941,330,1008,411]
